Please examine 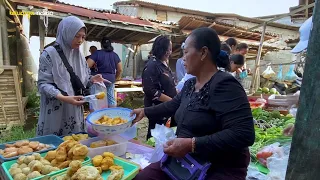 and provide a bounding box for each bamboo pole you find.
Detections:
[286,1,320,179]
[0,19,3,66]
[250,22,267,94]
[0,0,10,65]
[132,45,139,79]
[38,16,45,54]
